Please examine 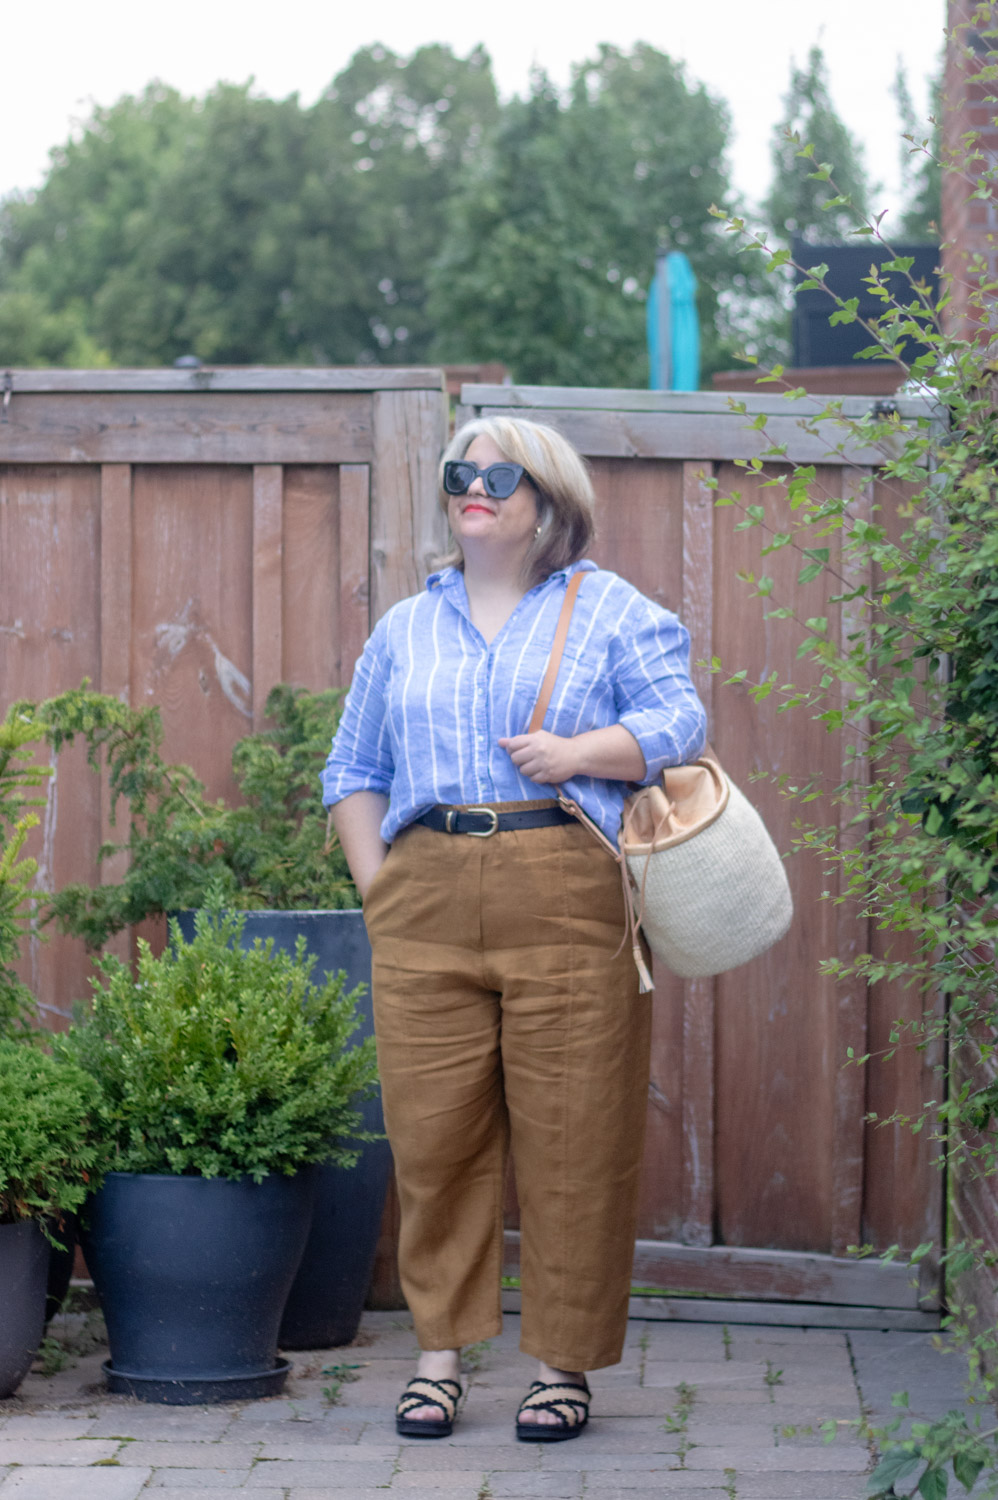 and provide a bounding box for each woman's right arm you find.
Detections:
[331,791,390,901]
